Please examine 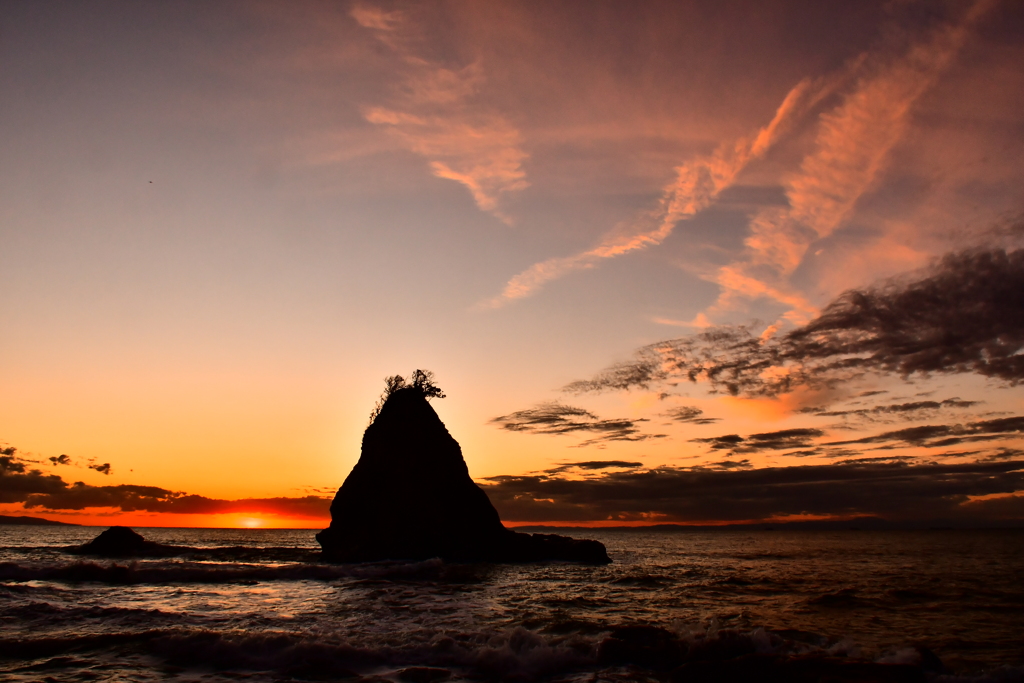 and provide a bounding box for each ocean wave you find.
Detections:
[885,587,943,601]
[1,543,325,565]
[0,621,996,682]
[606,573,673,588]
[804,587,872,608]
[0,626,593,681]
[2,600,177,625]
[0,557,478,585]
[0,560,343,584]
